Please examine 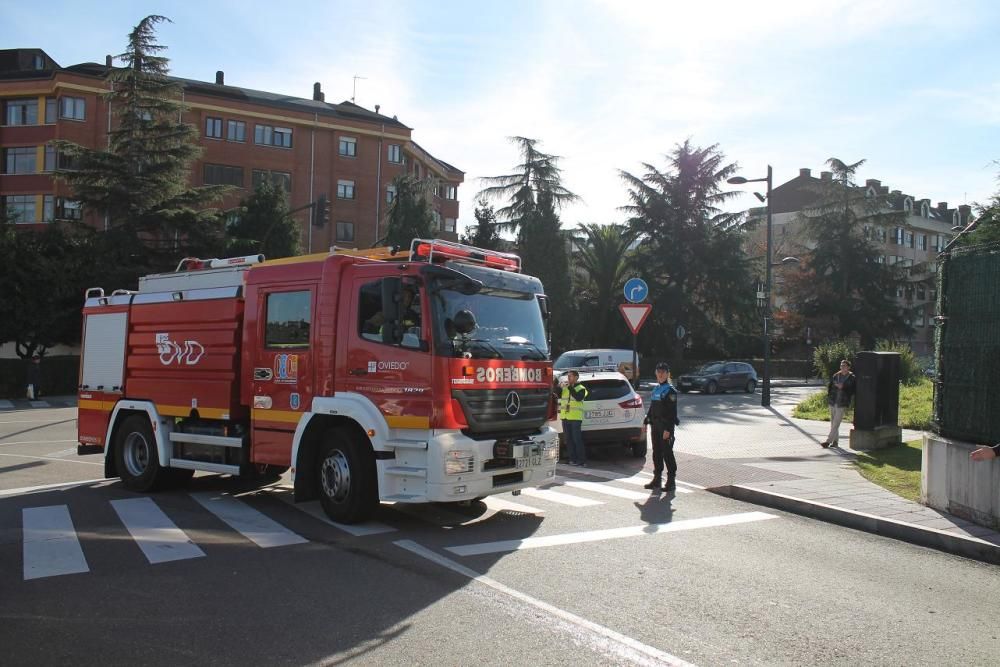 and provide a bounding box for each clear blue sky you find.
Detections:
[6,0,999,231]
